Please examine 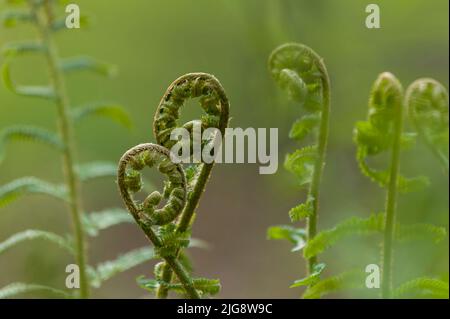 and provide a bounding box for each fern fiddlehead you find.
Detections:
[299,73,447,299]
[118,73,229,299]
[405,78,449,172]
[267,43,331,284]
